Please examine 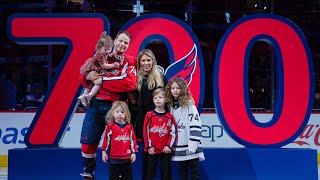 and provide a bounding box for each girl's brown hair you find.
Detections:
[95,31,113,51]
[165,77,194,108]
[106,101,131,124]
